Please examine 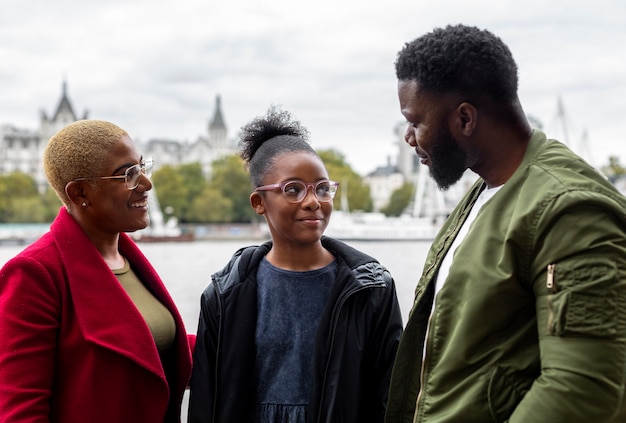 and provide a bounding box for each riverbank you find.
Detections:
[0,223,50,245]
[0,222,270,245]
[180,222,269,241]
